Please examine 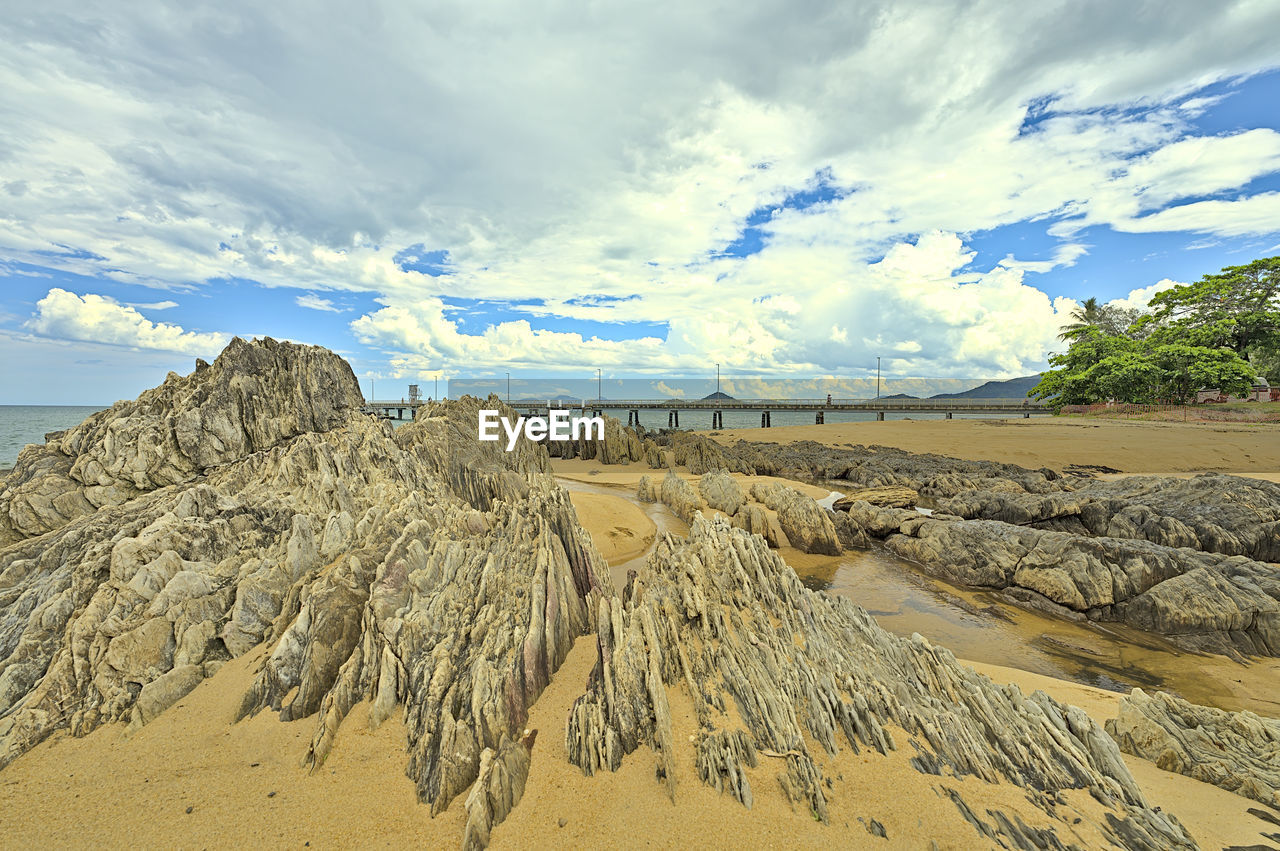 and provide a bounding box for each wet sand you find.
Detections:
[711,416,1280,473]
